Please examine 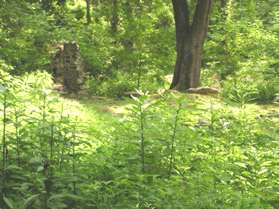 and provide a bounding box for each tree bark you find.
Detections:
[86,0,91,24]
[111,0,118,33]
[57,0,66,6]
[221,0,227,8]
[170,0,189,89]
[171,0,212,91]
[41,0,53,12]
